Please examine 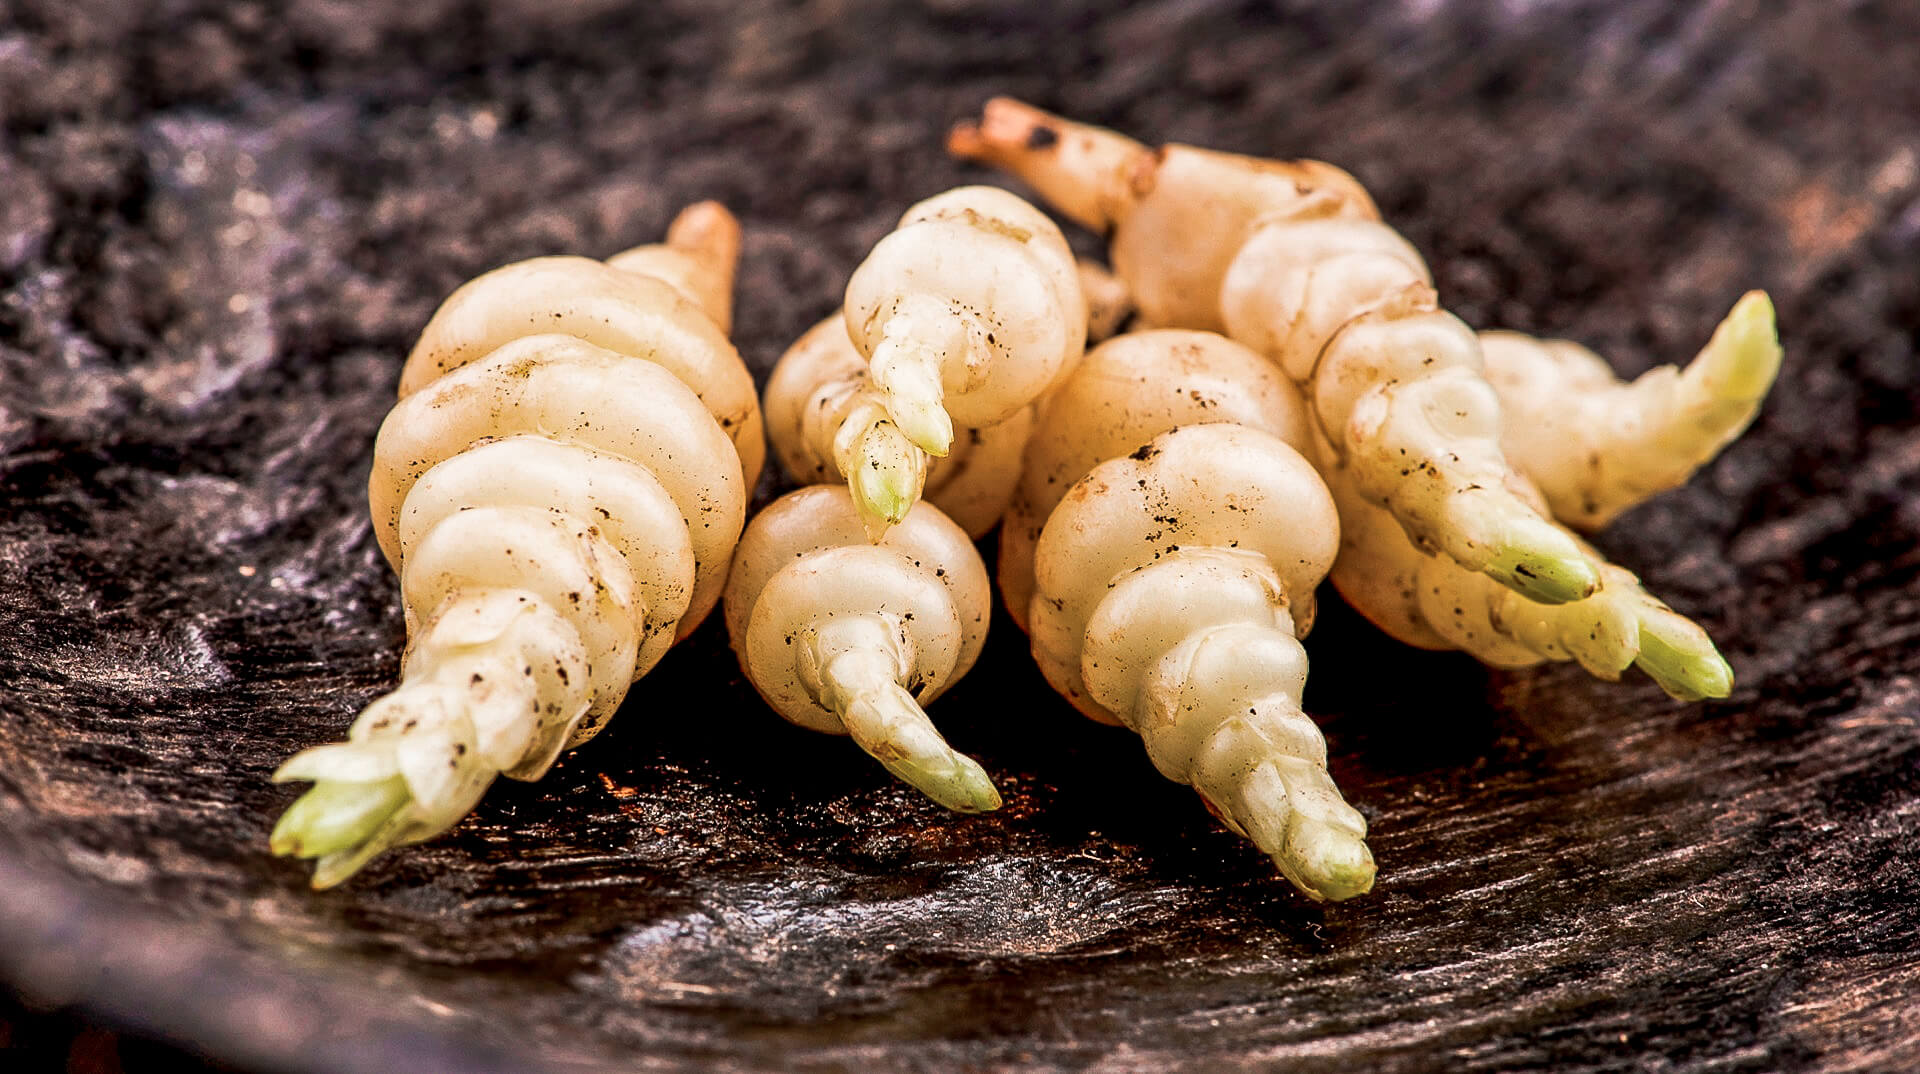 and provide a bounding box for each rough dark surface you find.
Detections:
[3,1,1918,1071]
